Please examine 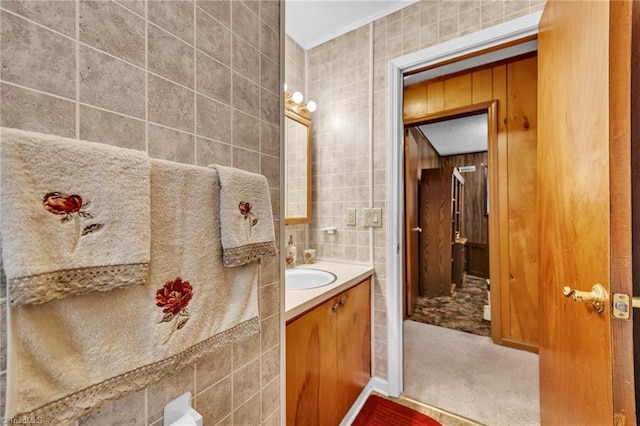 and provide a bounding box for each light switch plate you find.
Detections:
[346,208,356,226]
[363,207,382,228]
